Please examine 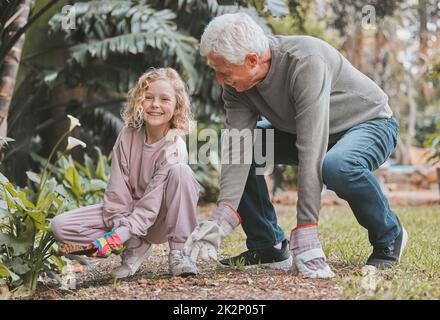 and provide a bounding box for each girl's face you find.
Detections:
[142,79,177,130]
